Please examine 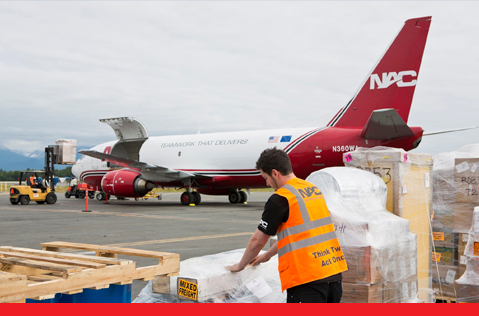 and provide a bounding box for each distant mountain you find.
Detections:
[12,149,43,159]
[0,146,92,171]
